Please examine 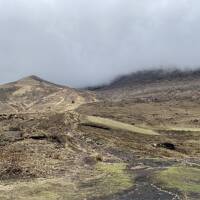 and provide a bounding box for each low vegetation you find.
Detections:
[0,162,134,200]
[95,162,133,195]
[161,126,200,133]
[81,115,159,135]
[154,166,200,193]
